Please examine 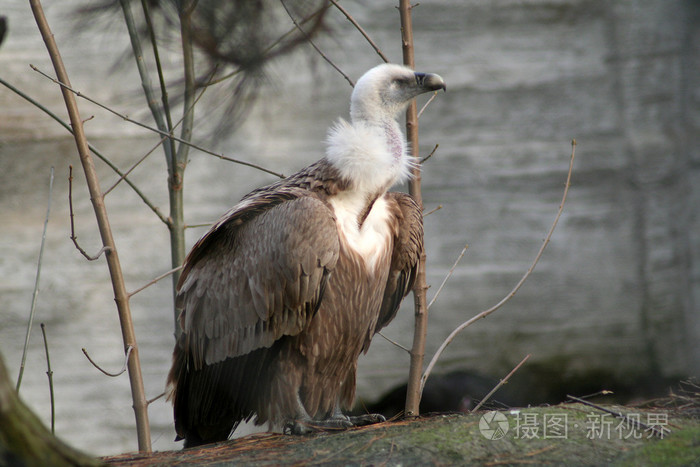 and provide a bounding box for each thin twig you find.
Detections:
[421,140,577,392]
[129,265,184,297]
[185,221,214,229]
[82,346,133,377]
[147,392,166,405]
[566,395,665,438]
[16,167,54,391]
[140,0,177,162]
[103,135,167,197]
[329,0,389,63]
[420,144,439,164]
[578,390,614,400]
[280,0,354,87]
[104,67,214,206]
[213,153,283,178]
[427,244,468,310]
[68,166,110,261]
[377,331,411,353]
[175,3,196,167]
[119,0,175,174]
[423,205,442,217]
[471,354,531,412]
[30,65,285,179]
[40,323,55,433]
[417,92,437,119]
